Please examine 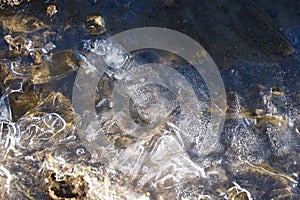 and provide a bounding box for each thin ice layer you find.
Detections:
[79,37,213,193]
